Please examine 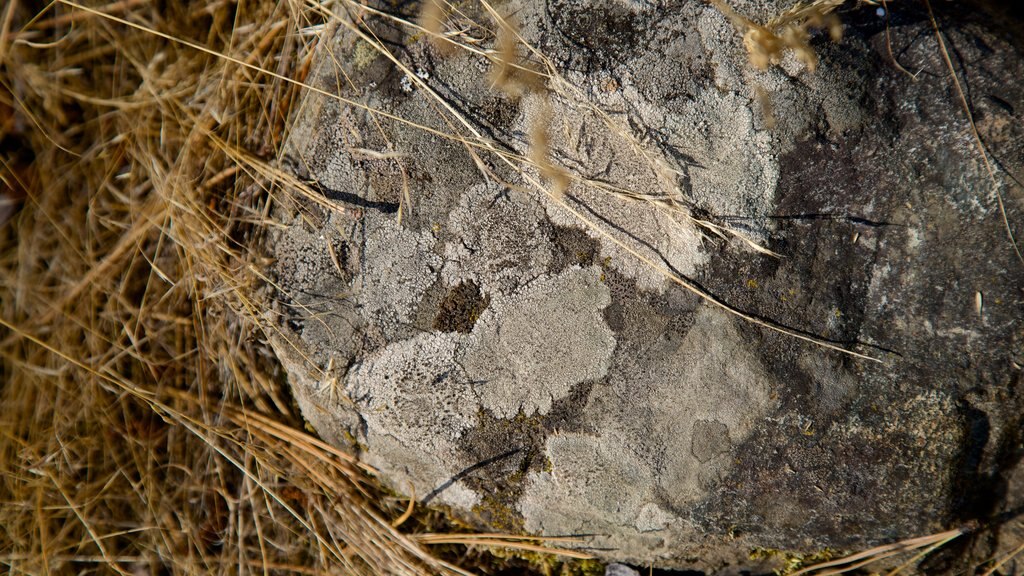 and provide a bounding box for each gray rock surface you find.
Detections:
[605,564,640,576]
[266,0,1024,571]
